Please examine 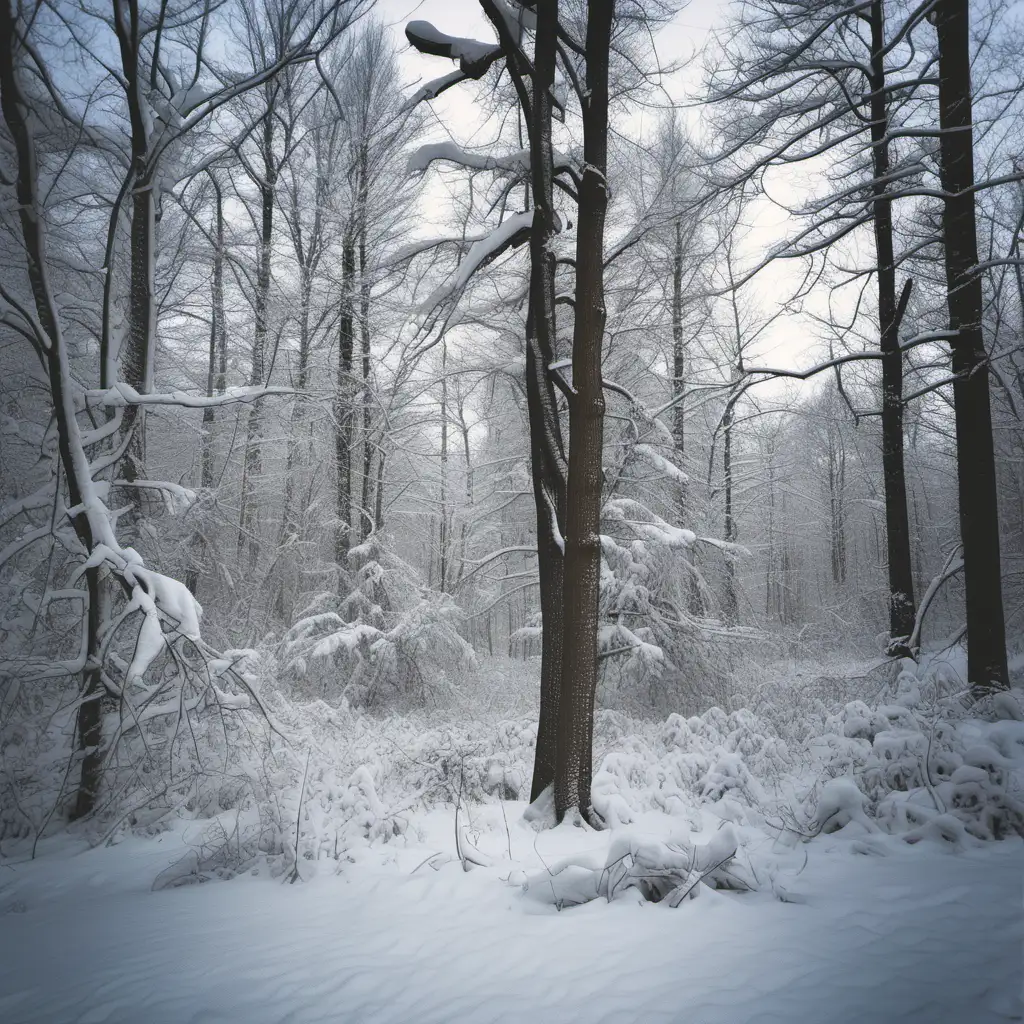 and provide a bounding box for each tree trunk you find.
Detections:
[722,396,738,622]
[112,0,155,538]
[238,105,276,571]
[0,26,108,817]
[358,150,375,541]
[521,0,569,803]
[186,180,226,597]
[934,0,1009,692]
[671,217,702,615]
[868,0,917,653]
[374,449,386,532]
[554,0,614,823]
[335,233,356,566]
[71,566,105,820]
[439,340,449,593]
